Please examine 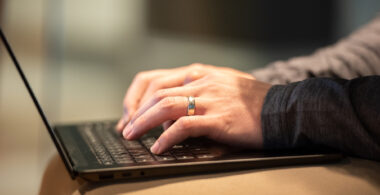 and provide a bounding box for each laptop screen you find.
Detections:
[0,28,126,129]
